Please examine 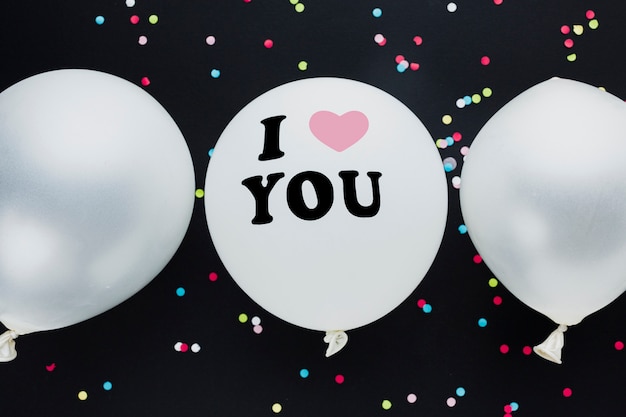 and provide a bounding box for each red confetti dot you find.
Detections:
[586,10,595,19]
[473,254,482,264]
[45,363,56,372]
[378,38,387,46]
[130,15,139,24]
[410,63,420,71]
[209,272,218,282]
[141,76,151,86]
[264,39,274,49]
[522,346,533,355]
[615,341,624,350]
[480,56,490,66]
[335,374,345,384]
[493,296,503,305]
[413,36,423,45]
[452,132,462,141]
[417,299,426,308]
[493,0,503,4]
[504,405,513,413]
[180,343,189,352]
[500,344,509,354]
[395,55,405,64]
[564,38,574,48]
[504,414,512,417]
[561,25,571,35]
[563,387,572,397]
